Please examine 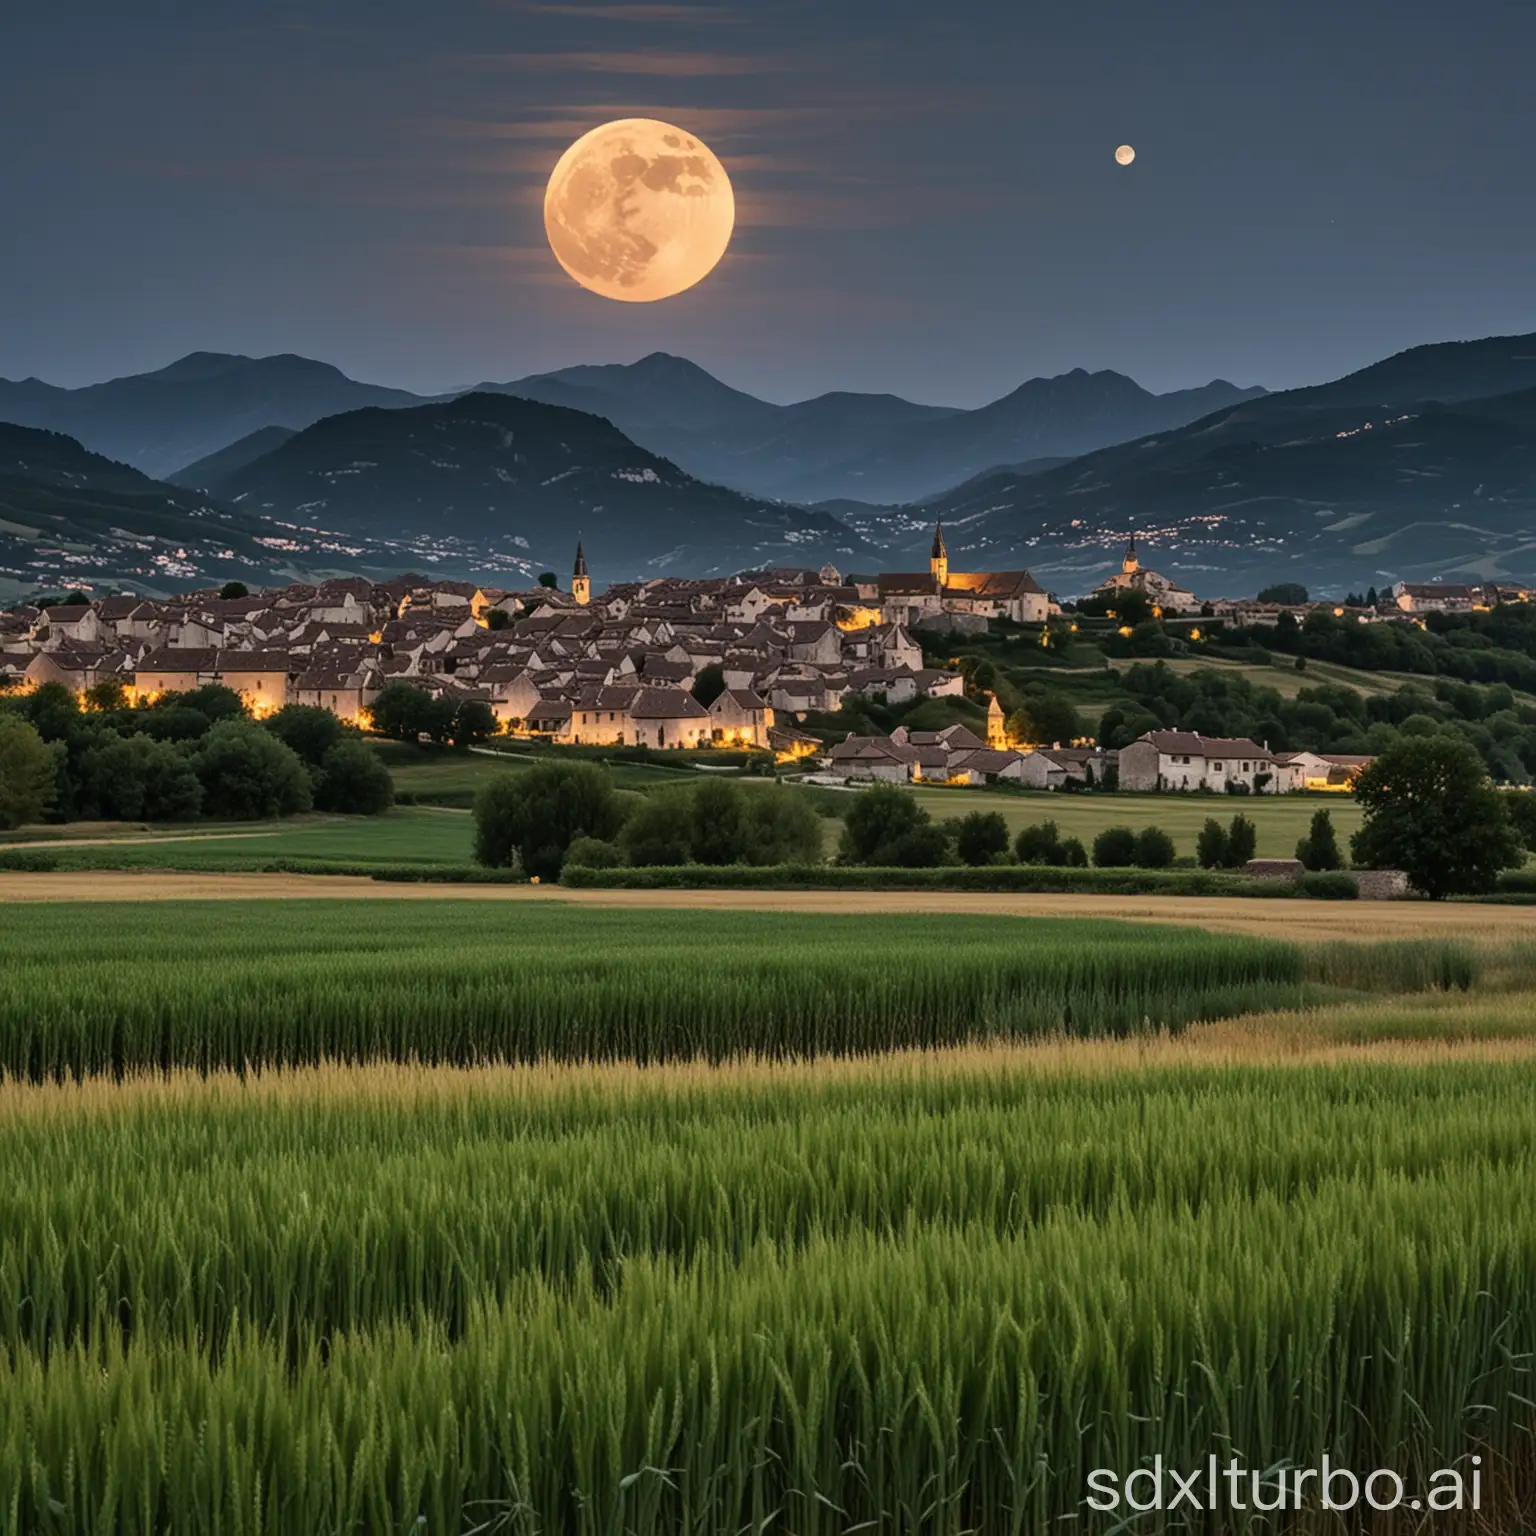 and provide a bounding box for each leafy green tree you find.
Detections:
[0,716,58,829]
[264,704,345,767]
[449,699,499,748]
[1257,583,1308,605]
[1109,589,1155,626]
[1009,692,1081,747]
[838,785,948,866]
[82,679,129,713]
[1134,827,1177,869]
[1092,827,1138,867]
[951,810,1010,867]
[218,581,250,600]
[739,785,823,864]
[1225,813,1258,868]
[139,705,215,743]
[485,608,511,631]
[177,684,248,726]
[1015,820,1066,866]
[691,664,727,708]
[688,779,751,865]
[314,741,394,815]
[474,763,625,879]
[618,789,694,866]
[1196,817,1229,870]
[193,722,313,819]
[15,682,80,743]
[1060,836,1088,867]
[1295,807,1343,871]
[78,735,203,822]
[538,572,559,590]
[1352,736,1524,899]
[1503,790,1536,851]
[369,683,450,743]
